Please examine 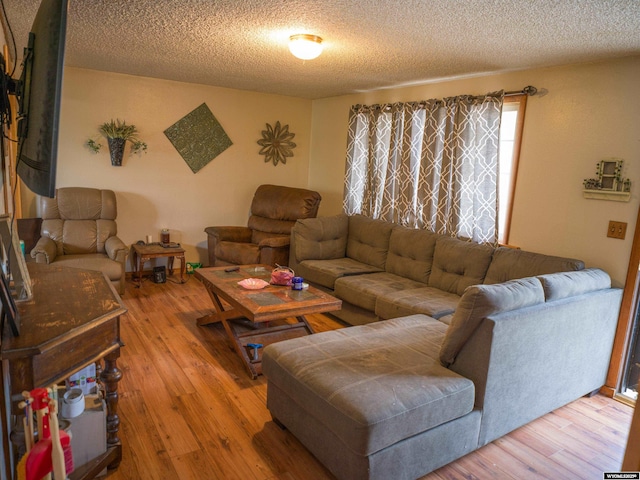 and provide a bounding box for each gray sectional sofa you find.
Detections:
[288,213,586,325]
[262,214,623,480]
